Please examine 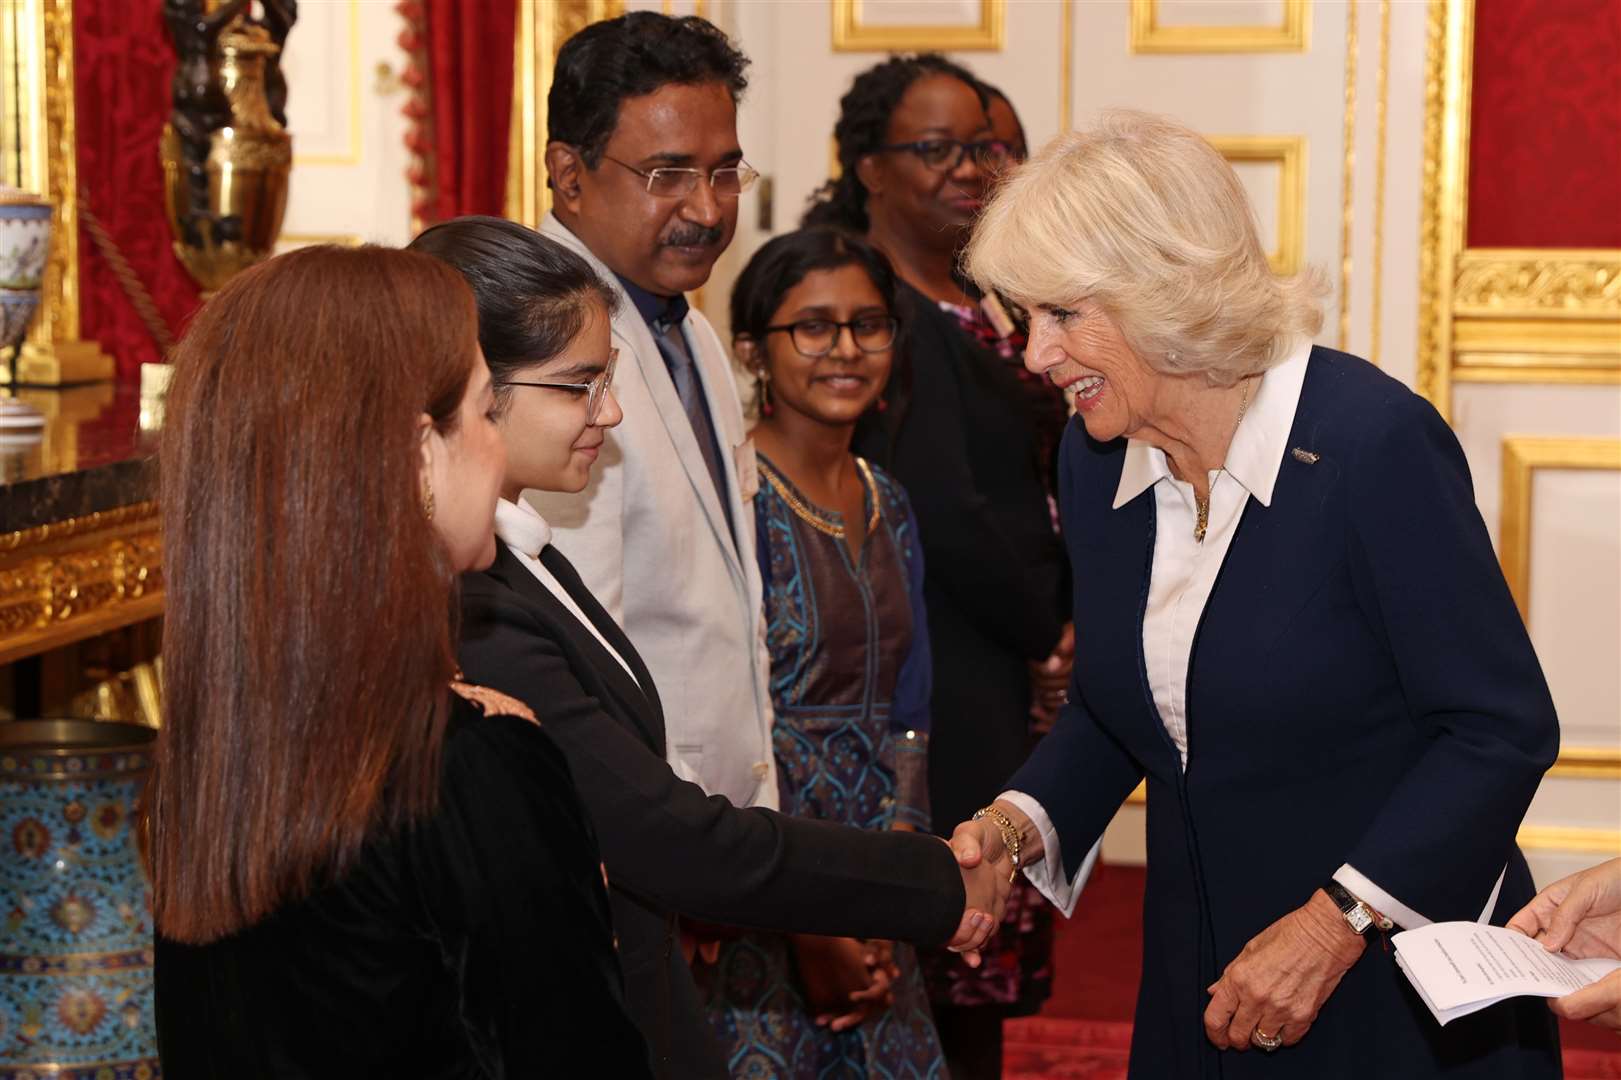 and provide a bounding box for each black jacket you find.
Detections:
[856,281,1068,832]
[156,694,651,1078]
[458,541,968,1080]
